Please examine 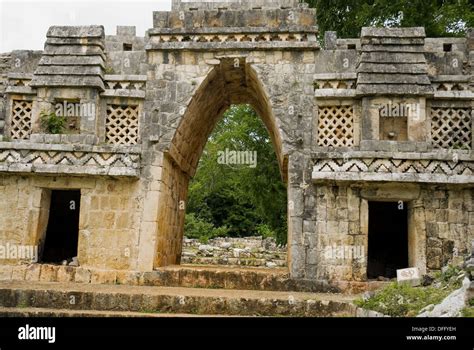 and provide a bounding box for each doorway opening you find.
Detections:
[367,201,408,279]
[40,190,81,263]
